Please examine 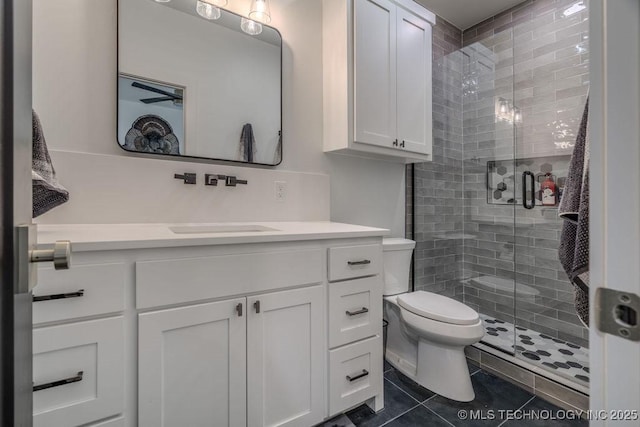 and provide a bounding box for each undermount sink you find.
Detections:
[169,224,279,234]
